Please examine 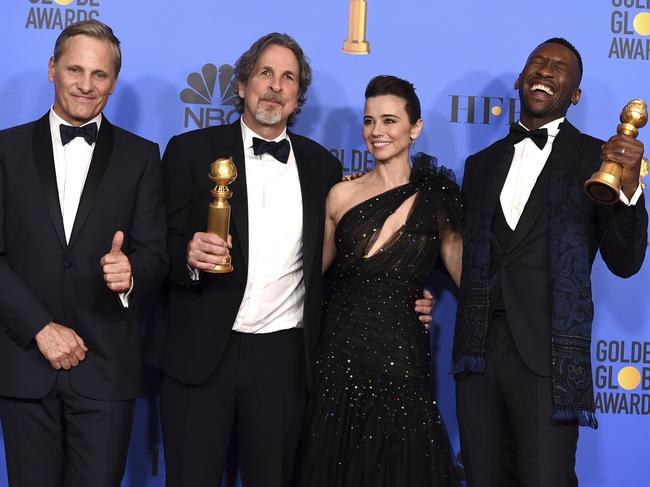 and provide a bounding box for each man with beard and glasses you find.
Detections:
[452,38,647,486]
[148,32,342,487]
